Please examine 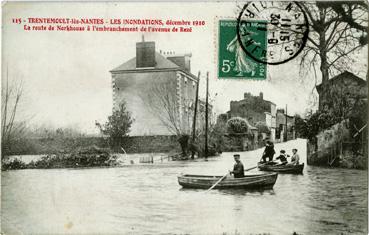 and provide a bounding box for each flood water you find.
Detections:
[2,139,367,234]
